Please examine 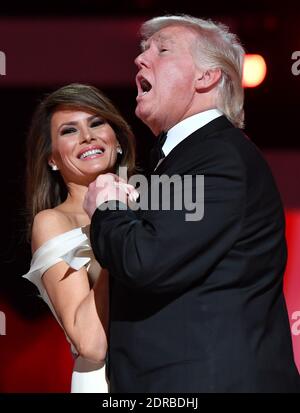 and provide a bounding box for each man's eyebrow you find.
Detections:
[155,33,175,43]
[140,35,174,52]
